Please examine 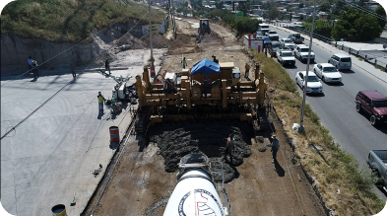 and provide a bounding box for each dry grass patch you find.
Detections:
[252,51,385,215]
